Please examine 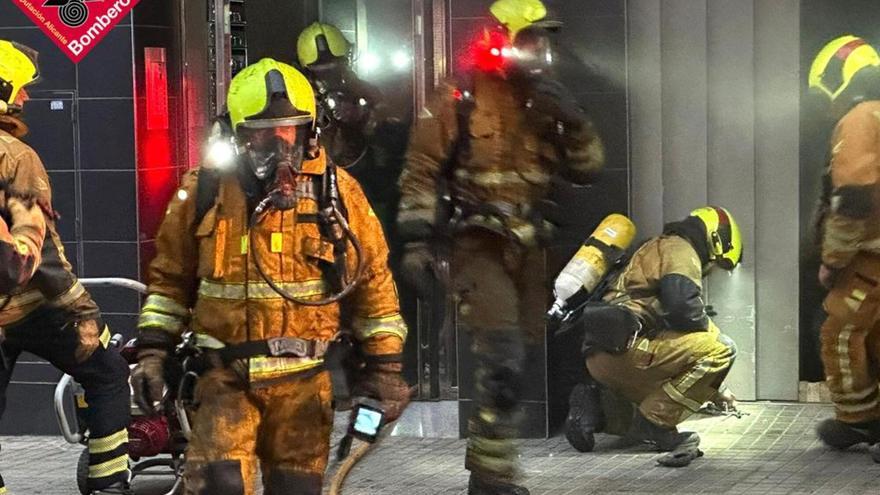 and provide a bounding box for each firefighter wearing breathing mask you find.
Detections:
[397,0,603,493]
[565,207,741,466]
[0,40,132,495]
[809,36,880,450]
[131,59,408,495]
[296,22,403,235]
